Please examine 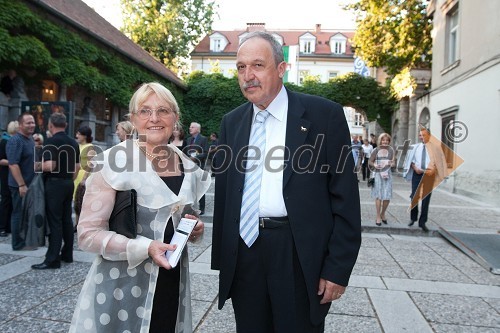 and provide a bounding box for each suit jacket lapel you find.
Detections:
[233,103,254,185]
[283,90,310,188]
